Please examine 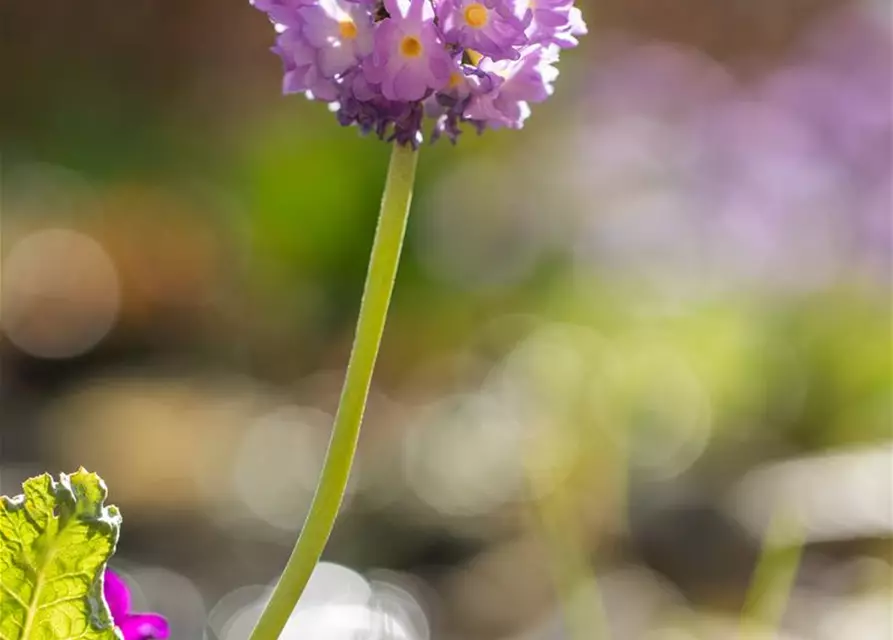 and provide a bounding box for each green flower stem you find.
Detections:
[248,141,418,640]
